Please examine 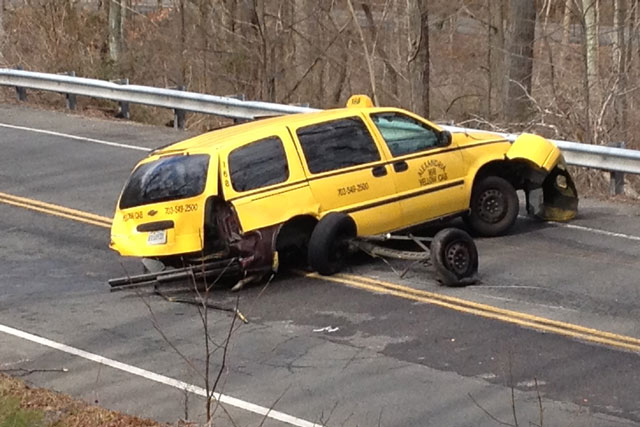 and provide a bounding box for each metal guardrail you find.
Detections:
[0,69,316,122]
[441,125,640,174]
[1,68,639,194]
